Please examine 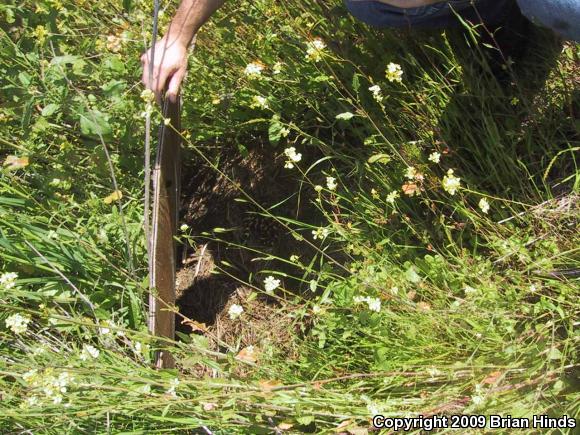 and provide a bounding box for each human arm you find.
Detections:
[141,0,226,104]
